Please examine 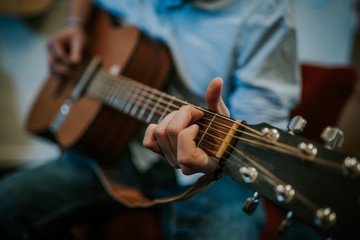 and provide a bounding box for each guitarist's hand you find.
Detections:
[143,77,230,175]
[47,25,87,76]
